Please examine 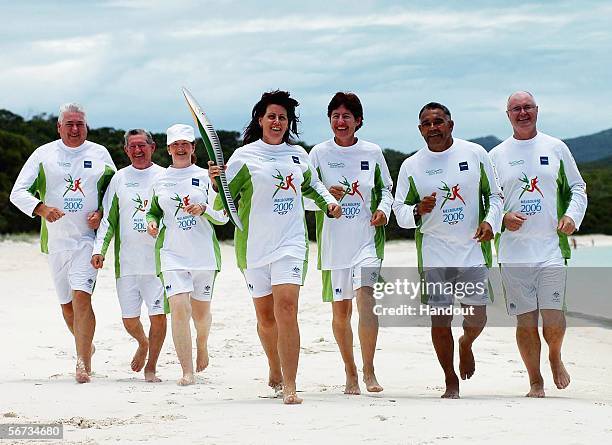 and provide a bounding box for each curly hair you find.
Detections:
[243,90,300,145]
